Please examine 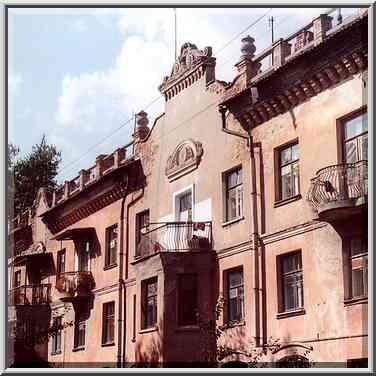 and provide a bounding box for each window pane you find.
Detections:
[179,192,192,212]
[236,186,243,218]
[106,226,117,265]
[281,167,292,199]
[147,281,157,297]
[283,273,303,310]
[361,134,368,161]
[227,171,237,188]
[229,297,237,321]
[228,270,244,321]
[280,147,292,166]
[227,188,238,220]
[291,144,299,161]
[352,269,365,297]
[345,140,358,164]
[239,286,245,320]
[345,113,367,140]
[292,162,300,195]
[229,270,243,288]
[282,253,302,273]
